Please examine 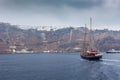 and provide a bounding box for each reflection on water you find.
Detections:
[0,53,120,80]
